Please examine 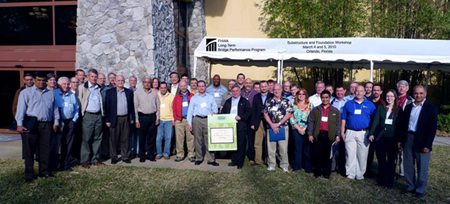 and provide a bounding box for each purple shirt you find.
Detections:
[241,89,259,107]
